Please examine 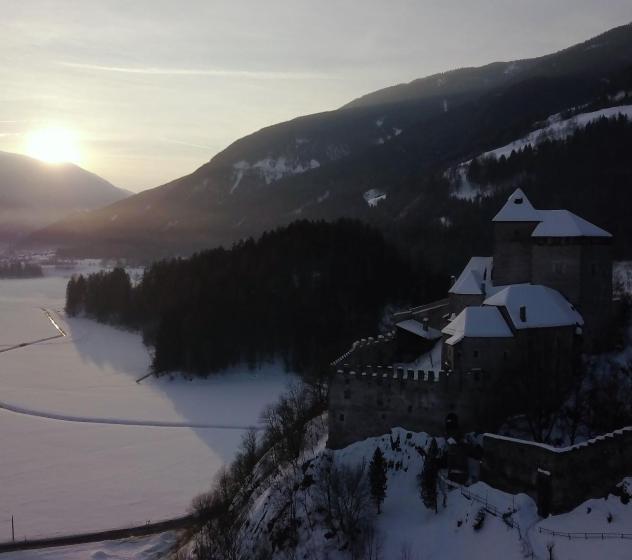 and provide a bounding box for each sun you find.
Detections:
[25,127,81,165]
